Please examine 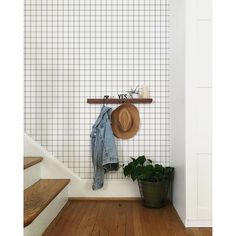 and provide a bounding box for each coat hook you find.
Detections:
[103,95,109,105]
